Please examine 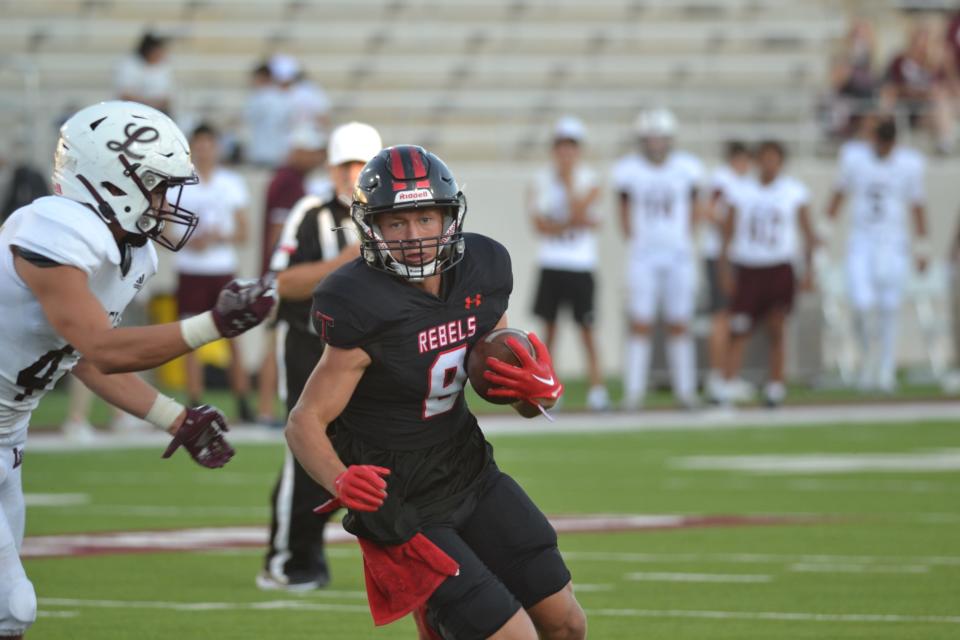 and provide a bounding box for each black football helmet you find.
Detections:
[351,145,467,280]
